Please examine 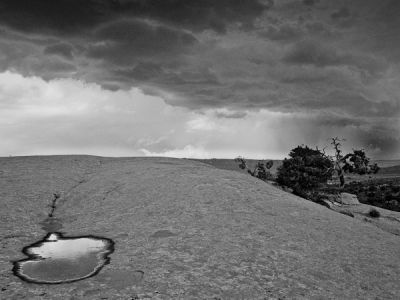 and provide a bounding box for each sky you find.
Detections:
[0,0,399,159]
